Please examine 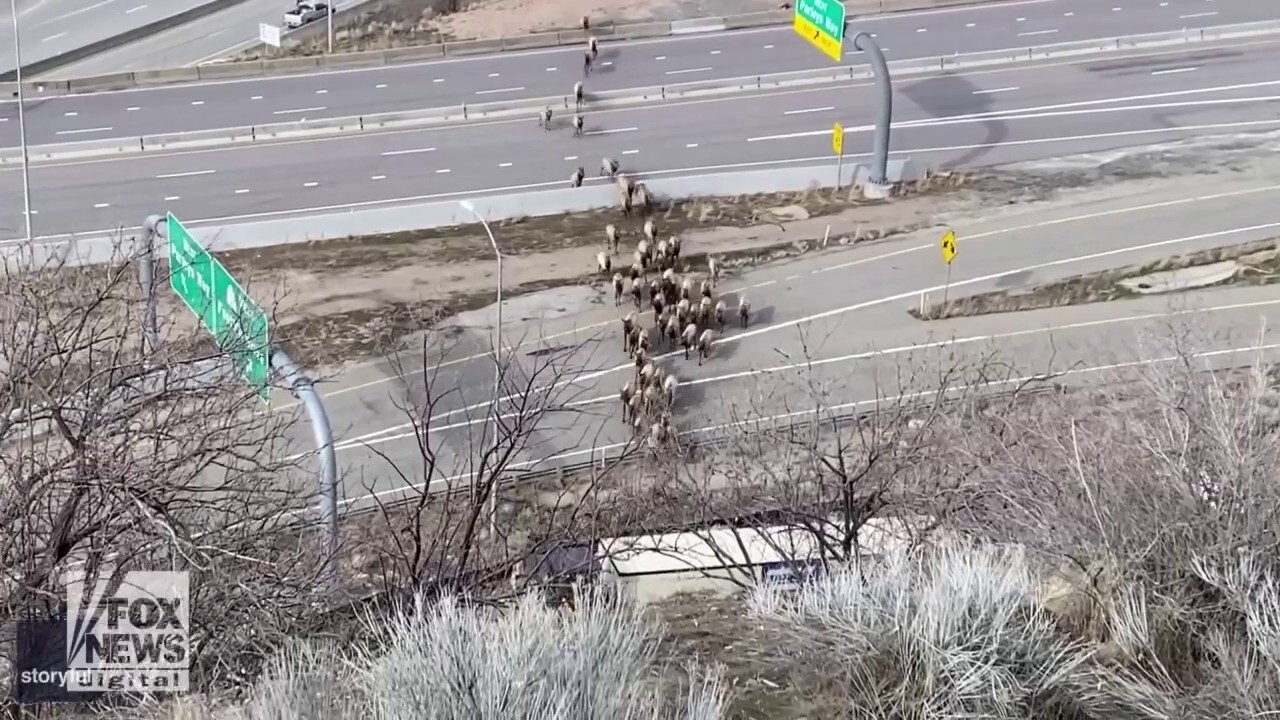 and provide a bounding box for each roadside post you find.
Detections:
[832,122,845,189]
[940,228,958,306]
[140,214,339,589]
